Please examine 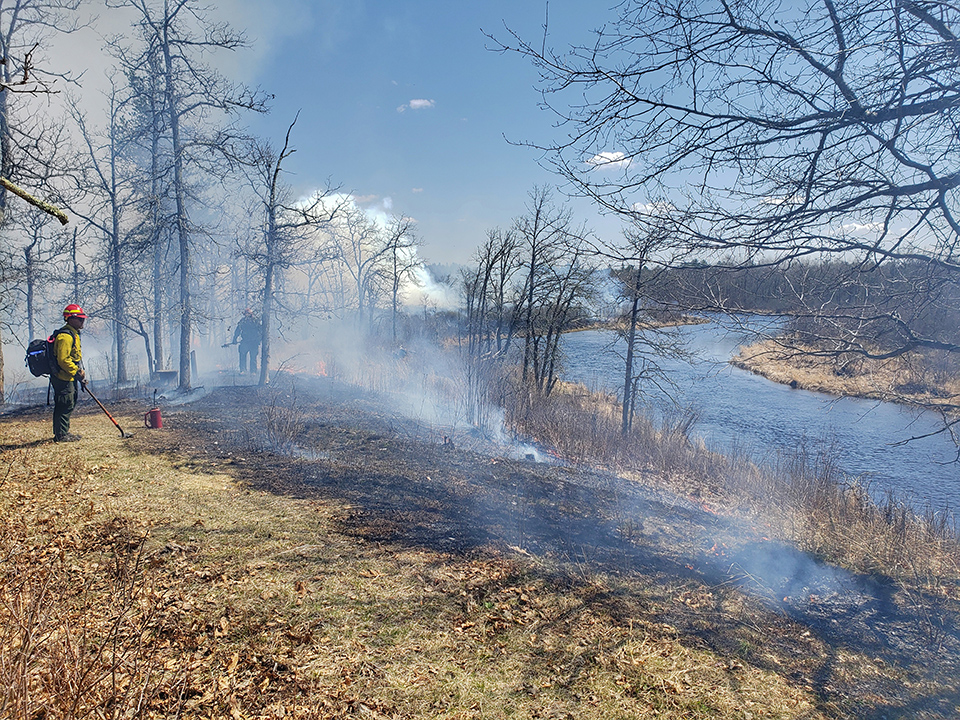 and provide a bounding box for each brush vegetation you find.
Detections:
[505,376,960,590]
